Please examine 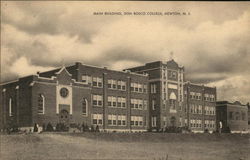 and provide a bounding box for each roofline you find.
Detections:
[216,101,247,106]
[77,62,148,77]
